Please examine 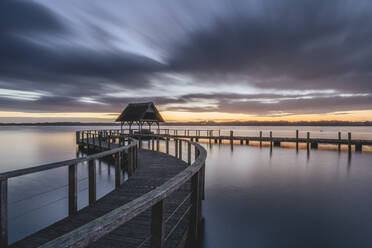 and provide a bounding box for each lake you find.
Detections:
[1,126,372,247]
